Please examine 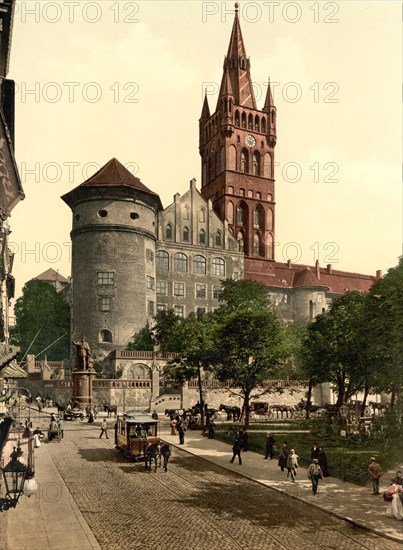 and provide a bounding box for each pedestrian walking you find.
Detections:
[88,410,95,423]
[368,457,382,495]
[264,433,276,459]
[307,458,323,495]
[178,422,185,445]
[58,417,64,438]
[278,441,289,472]
[208,420,216,439]
[240,428,248,452]
[318,446,329,477]
[230,433,242,465]
[286,449,299,482]
[99,418,109,439]
[170,418,177,435]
